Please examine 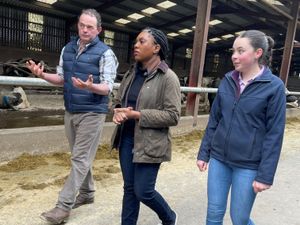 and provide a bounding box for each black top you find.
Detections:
[123,66,147,136]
